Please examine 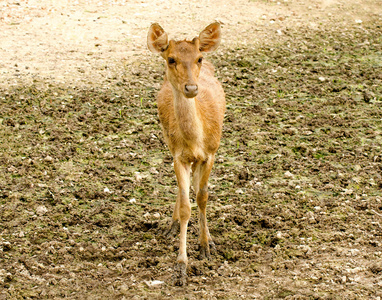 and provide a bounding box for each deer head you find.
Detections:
[147,22,221,98]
